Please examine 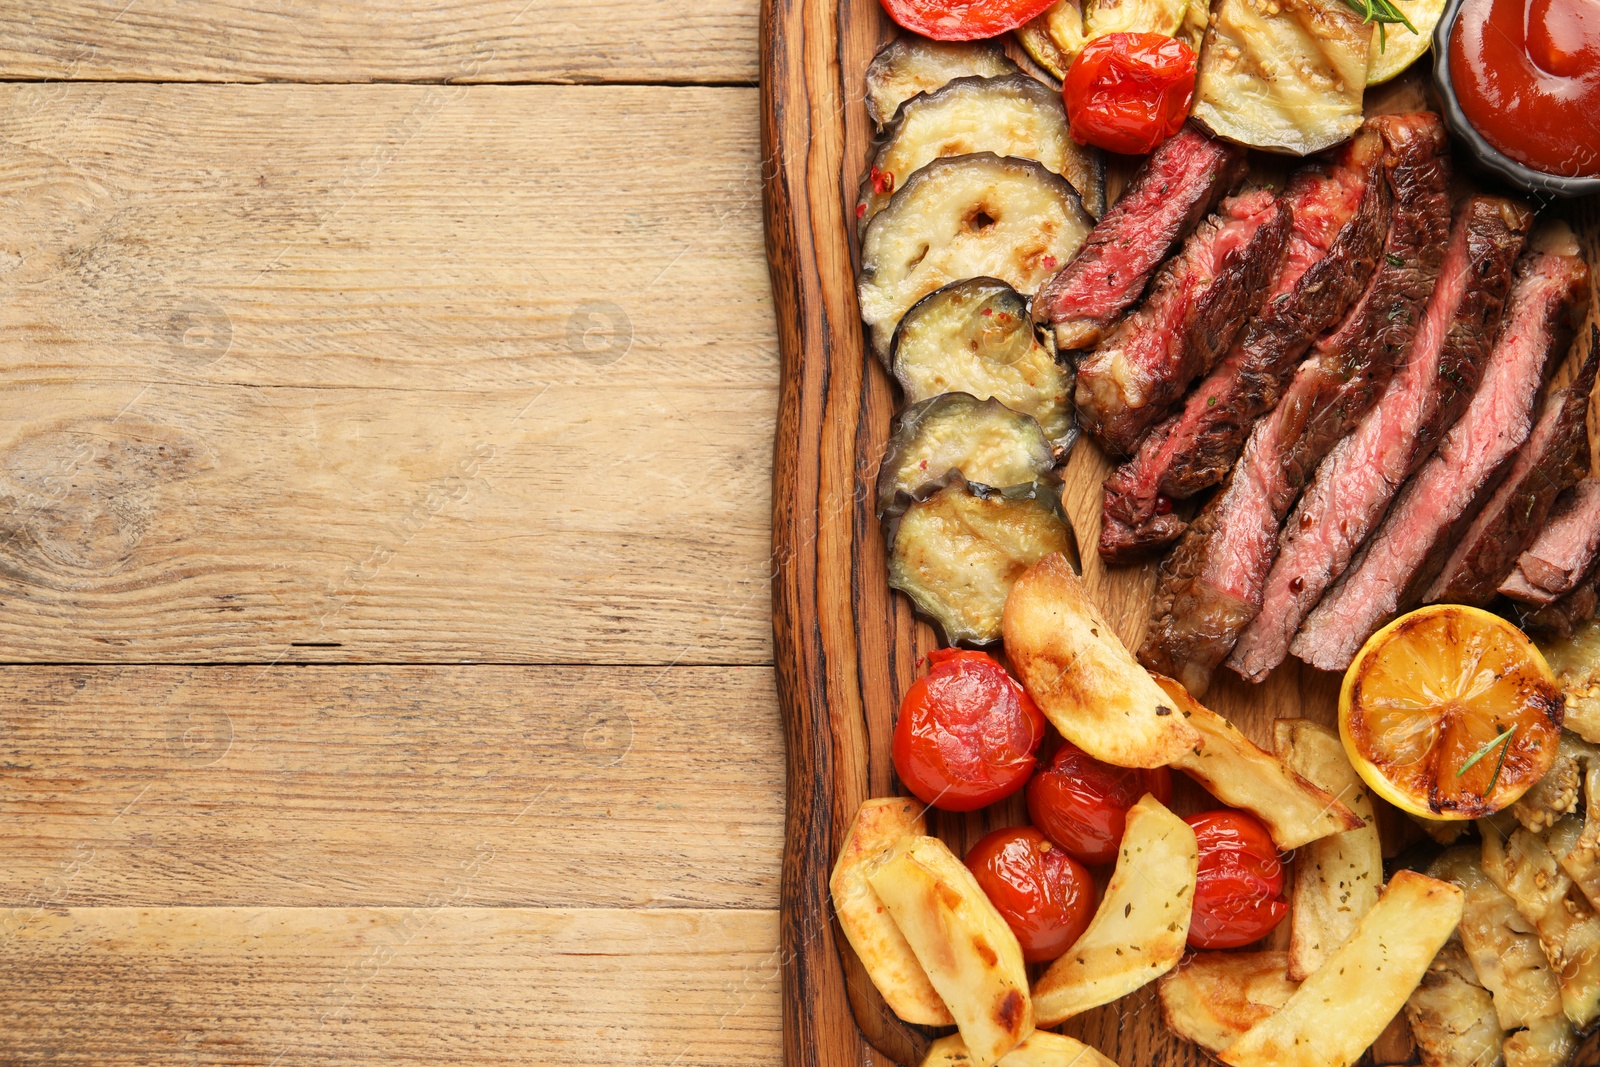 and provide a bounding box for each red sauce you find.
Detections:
[1449,0,1600,177]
